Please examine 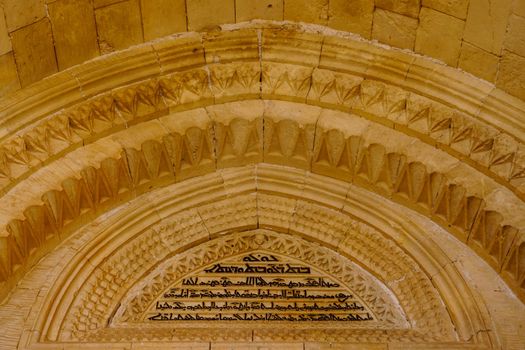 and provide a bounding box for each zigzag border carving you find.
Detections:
[63,229,450,343]
[0,110,523,303]
[0,26,523,307]
[0,61,523,201]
